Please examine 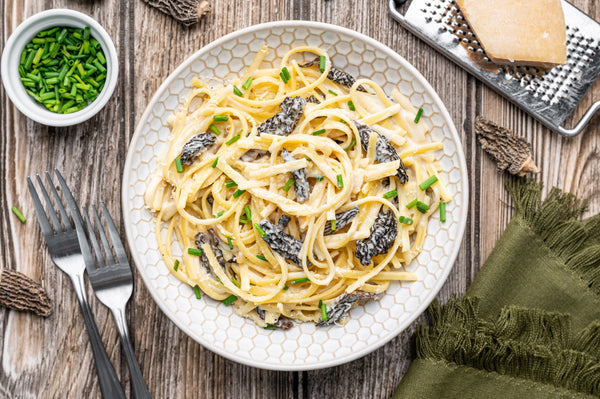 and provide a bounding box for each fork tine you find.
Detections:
[93,205,116,265]
[35,174,63,232]
[27,177,53,238]
[100,202,129,265]
[44,171,72,230]
[82,207,106,268]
